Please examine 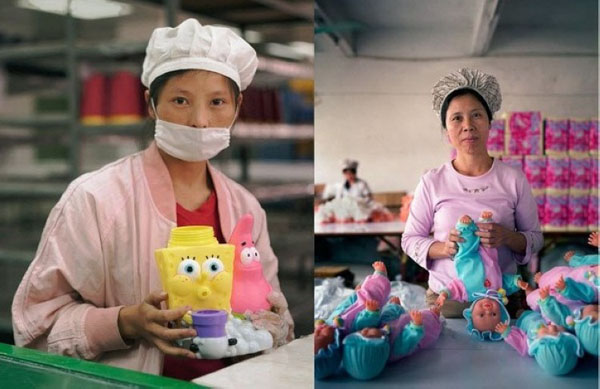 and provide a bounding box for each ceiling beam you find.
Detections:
[315,2,355,56]
[248,0,313,21]
[470,0,503,56]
